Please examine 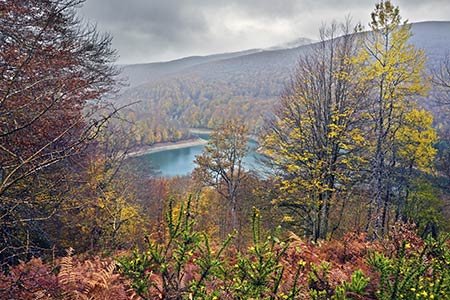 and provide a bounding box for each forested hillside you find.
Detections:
[117,22,450,145]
